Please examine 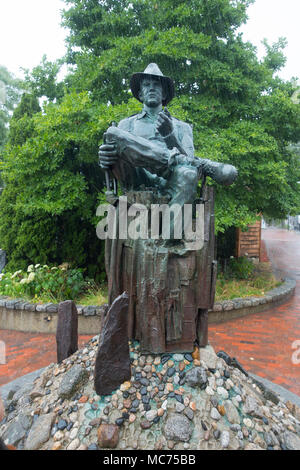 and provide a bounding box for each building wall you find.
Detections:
[236,219,262,260]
